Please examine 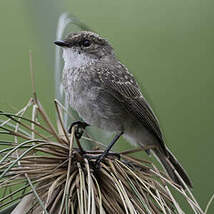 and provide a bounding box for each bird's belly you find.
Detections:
[68,85,124,132]
[66,81,159,149]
